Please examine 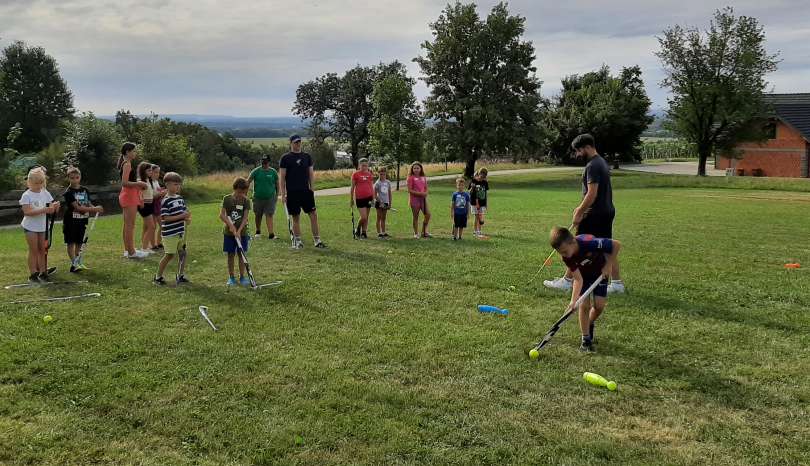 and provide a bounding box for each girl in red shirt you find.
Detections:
[350,158,375,239]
